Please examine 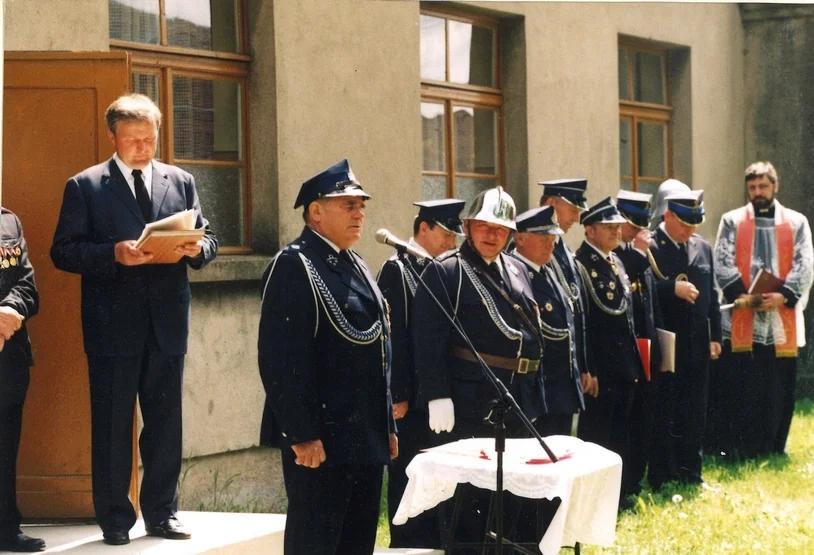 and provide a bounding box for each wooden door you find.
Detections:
[2,52,136,518]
